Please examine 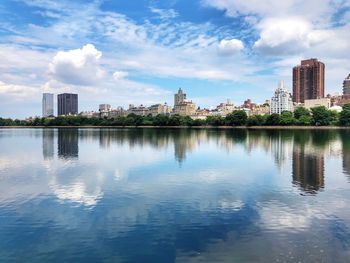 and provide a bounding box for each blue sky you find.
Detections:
[0,0,350,118]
